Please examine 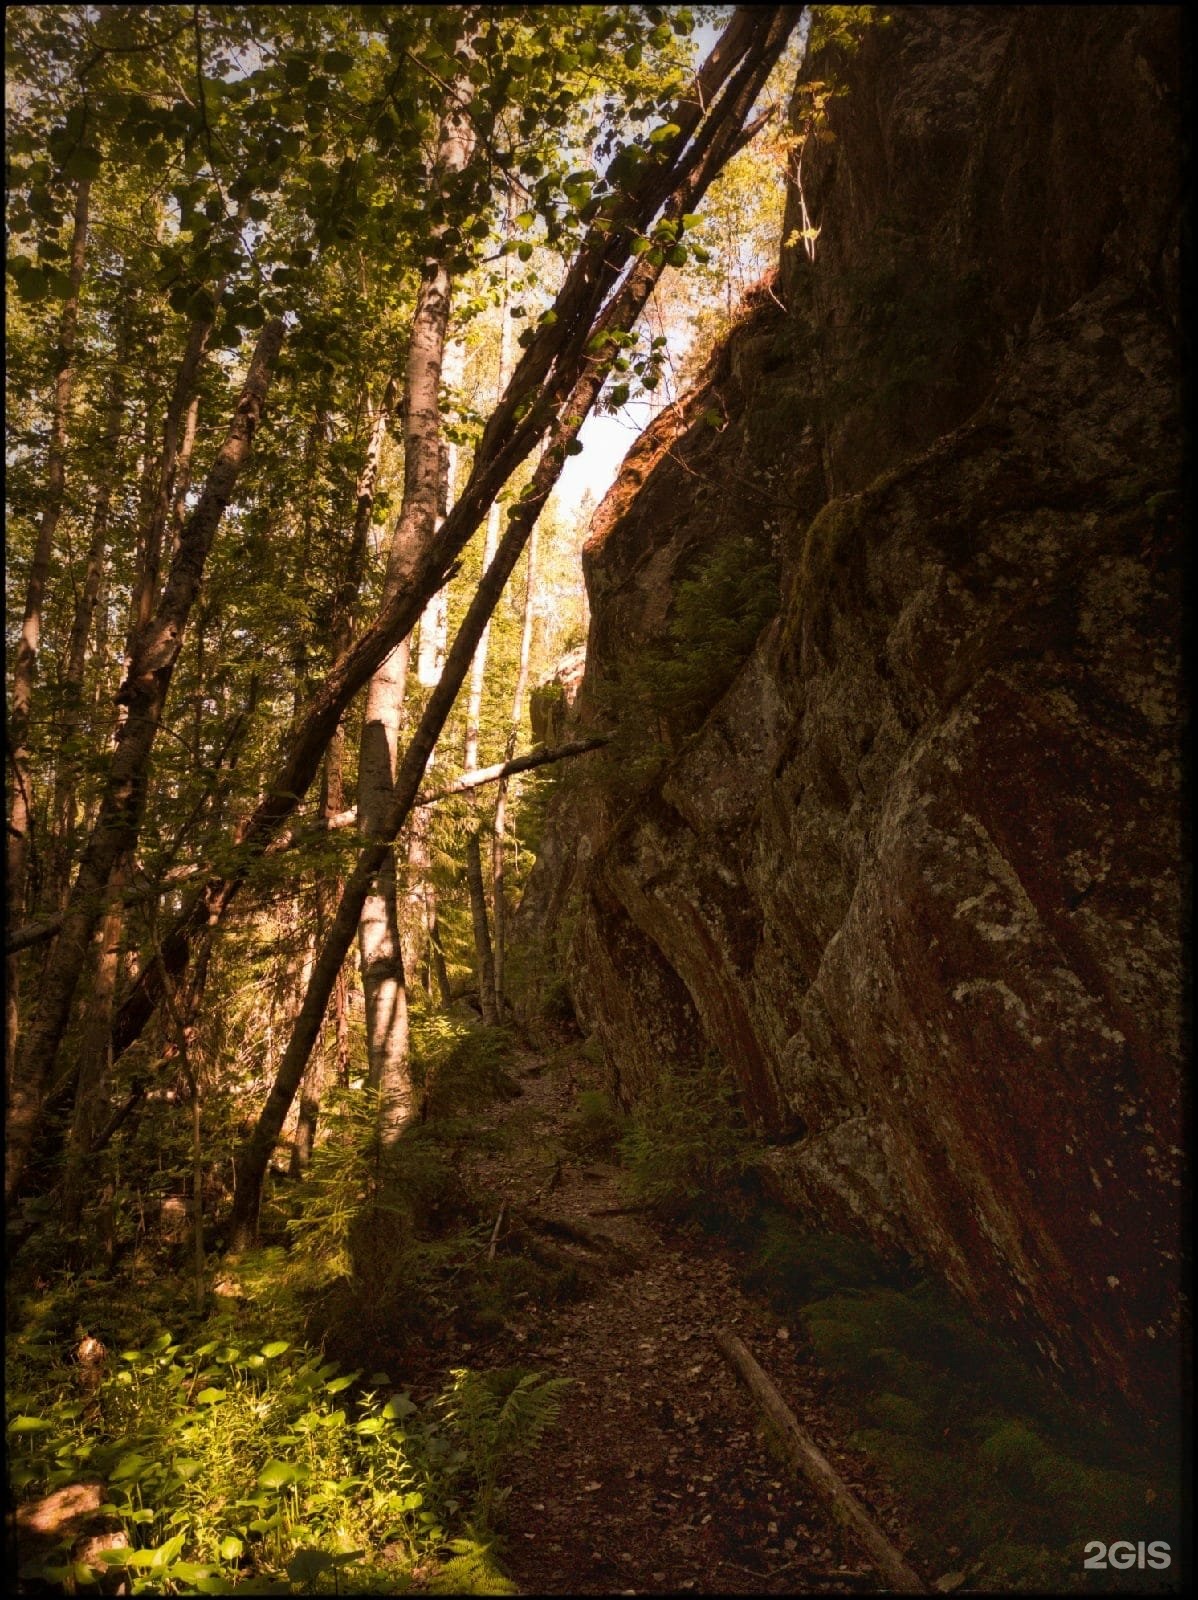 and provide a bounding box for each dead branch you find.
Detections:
[715,1329,927,1594]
